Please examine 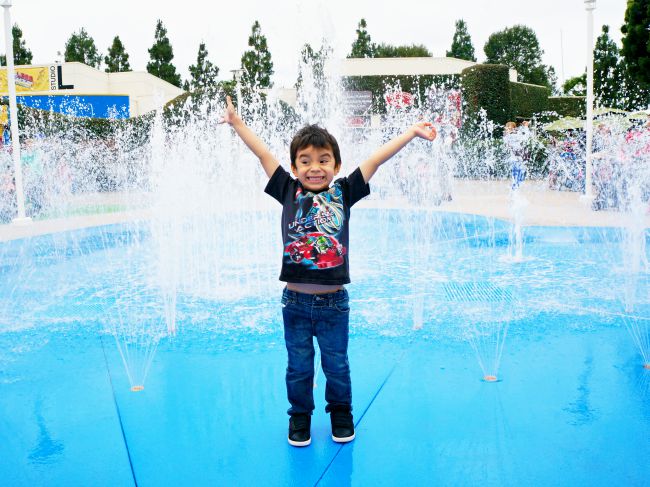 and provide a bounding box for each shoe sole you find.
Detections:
[288,437,311,447]
[331,432,355,443]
